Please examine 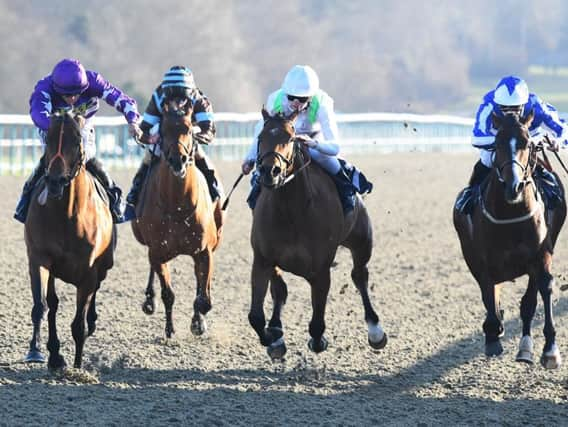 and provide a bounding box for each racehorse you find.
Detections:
[248,108,387,359]
[131,99,225,338]
[453,111,566,368]
[24,112,116,369]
